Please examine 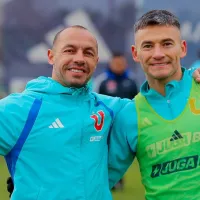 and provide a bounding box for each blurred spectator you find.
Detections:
[94,52,138,99]
[94,52,138,190]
